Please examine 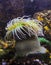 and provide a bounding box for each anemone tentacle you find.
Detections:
[5,17,44,40]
